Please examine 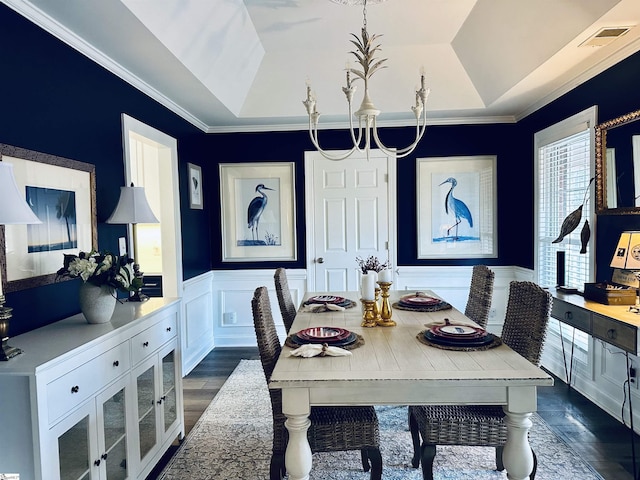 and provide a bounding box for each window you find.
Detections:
[534,106,597,355]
